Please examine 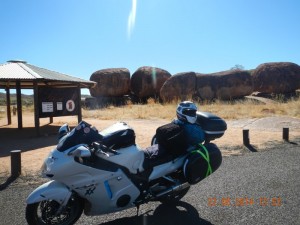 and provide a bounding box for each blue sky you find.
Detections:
[1,0,299,95]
